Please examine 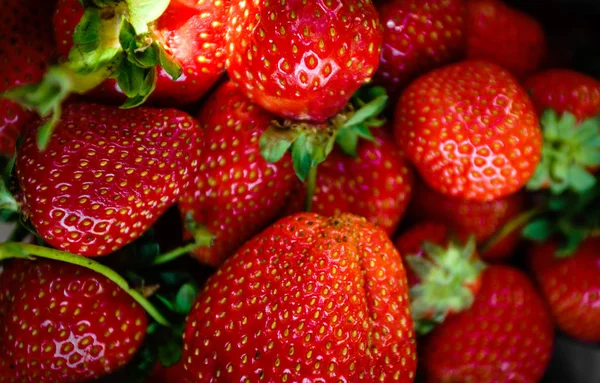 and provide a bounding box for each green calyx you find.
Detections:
[527,110,600,194]
[406,235,485,335]
[2,0,180,150]
[184,213,215,248]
